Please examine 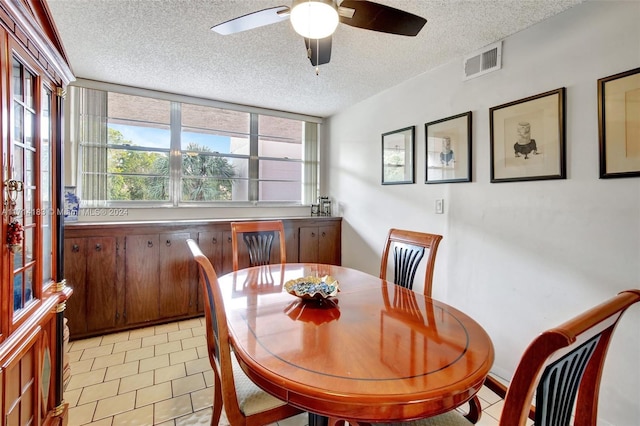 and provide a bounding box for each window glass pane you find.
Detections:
[182,104,249,151]
[108,92,170,127]
[12,59,22,102]
[181,154,248,202]
[259,159,302,201]
[107,174,170,201]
